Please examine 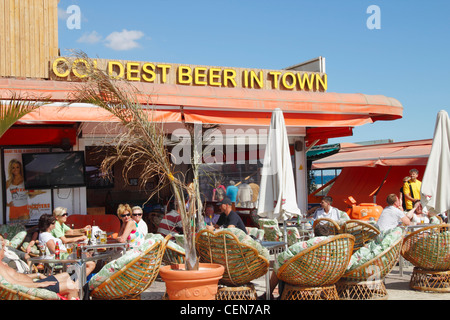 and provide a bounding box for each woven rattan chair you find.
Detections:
[401,224,450,292]
[163,244,186,265]
[342,220,380,252]
[276,234,355,300]
[337,235,403,300]
[90,235,170,300]
[0,282,57,300]
[312,218,342,235]
[196,229,269,300]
